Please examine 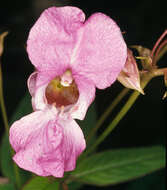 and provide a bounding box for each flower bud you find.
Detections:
[0,32,8,57]
[118,49,144,94]
[131,45,151,57]
[131,45,152,70]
